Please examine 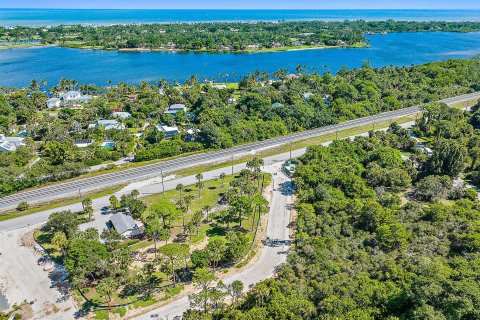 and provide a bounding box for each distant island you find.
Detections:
[2,20,480,53]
